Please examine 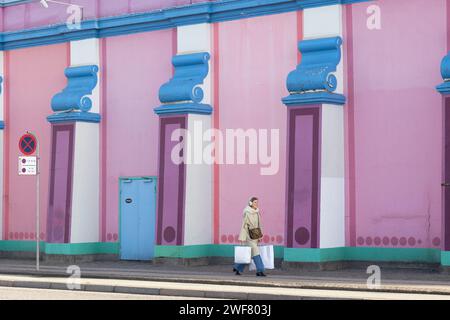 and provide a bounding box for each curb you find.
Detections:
[0,278,352,300]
